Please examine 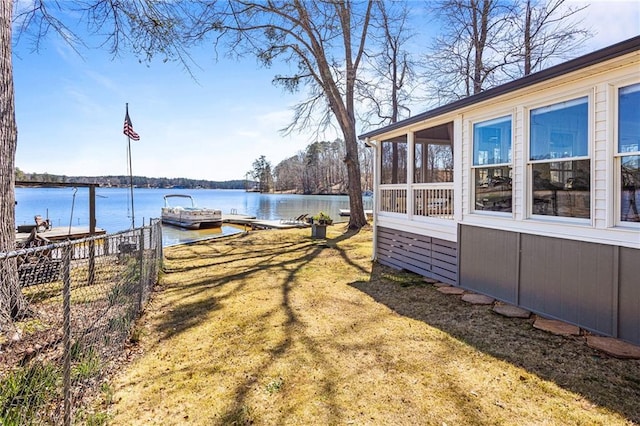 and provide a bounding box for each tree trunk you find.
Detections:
[343,127,367,229]
[524,0,532,75]
[0,0,30,332]
[331,104,366,228]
